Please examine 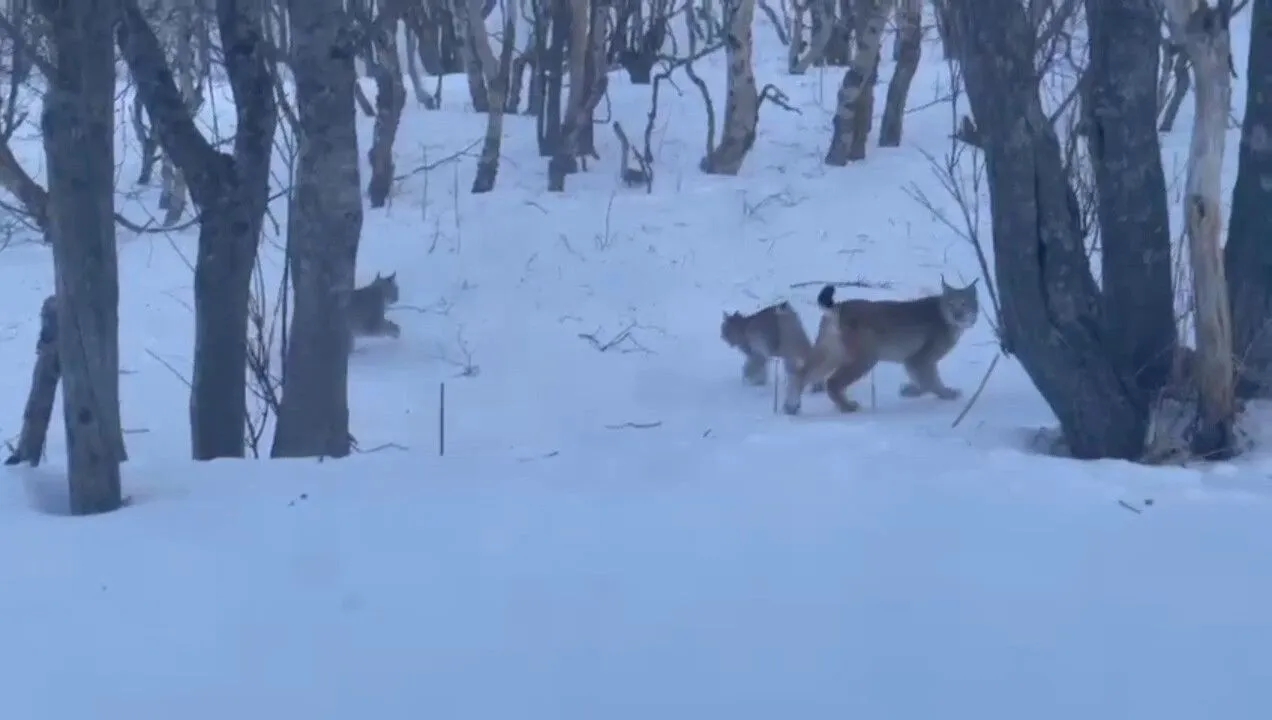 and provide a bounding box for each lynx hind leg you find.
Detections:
[904,359,960,400]
[782,348,837,415]
[824,354,877,413]
[742,353,768,385]
[381,319,402,339]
